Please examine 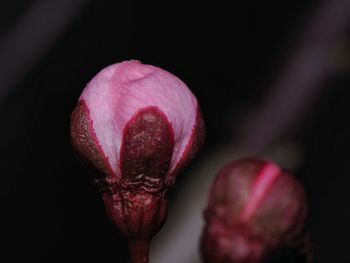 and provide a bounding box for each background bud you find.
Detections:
[70,60,205,262]
[201,158,308,263]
